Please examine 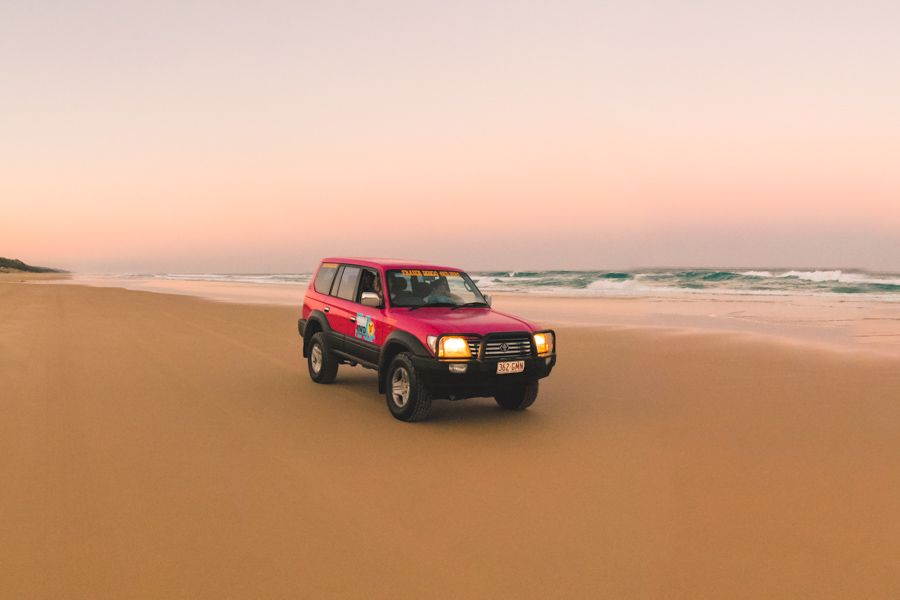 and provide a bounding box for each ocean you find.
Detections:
[121,269,900,301]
